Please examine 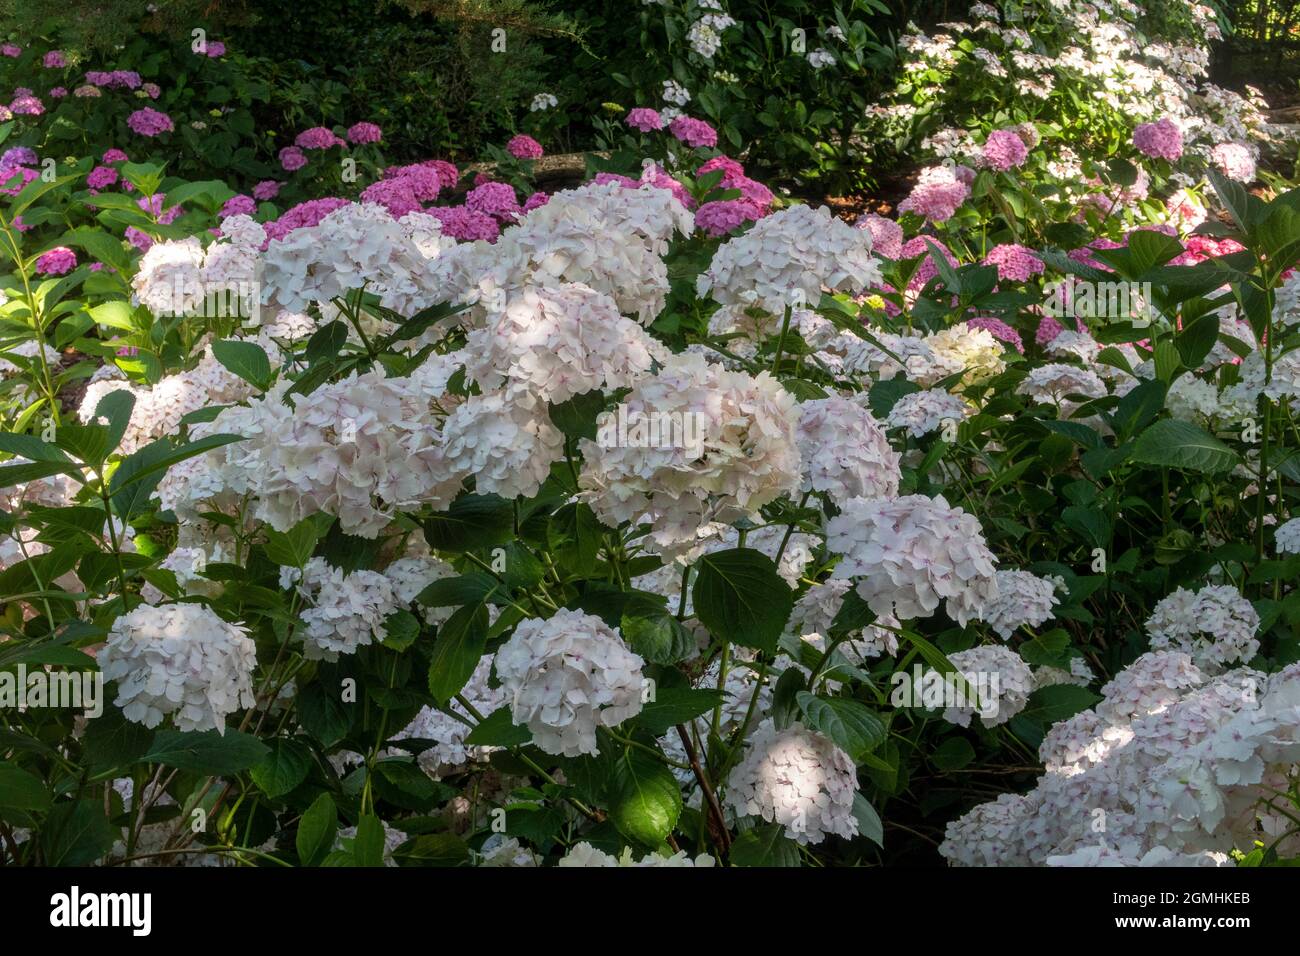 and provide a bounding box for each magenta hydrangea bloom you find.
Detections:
[142,83,160,99]
[125,226,153,253]
[643,165,694,209]
[127,108,174,136]
[138,193,182,225]
[36,247,77,275]
[361,177,422,218]
[294,126,345,150]
[2,147,37,167]
[697,155,745,180]
[10,94,44,116]
[1133,118,1183,161]
[523,191,549,212]
[625,107,663,132]
[1067,237,1125,272]
[1210,142,1256,182]
[50,87,67,98]
[897,167,970,223]
[419,160,460,192]
[899,236,960,291]
[966,315,1025,353]
[347,121,383,145]
[695,199,760,237]
[1035,315,1066,347]
[0,165,40,195]
[263,198,351,242]
[854,213,904,259]
[981,129,1029,172]
[1,44,20,58]
[102,148,129,164]
[220,194,257,219]
[982,243,1045,282]
[252,180,281,201]
[382,163,443,202]
[86,165,119,190]
[85,70,141,89]
[205,41,227,57]
[668,116,718,149]
[43,50,67,68]
[465,181,521,223]
[428,205,500,242]
[279,146,307,172]
[506,134,544,160]
[592,172,642,189]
